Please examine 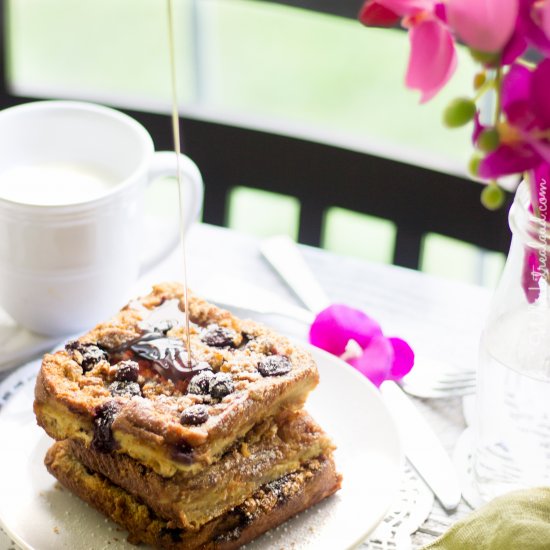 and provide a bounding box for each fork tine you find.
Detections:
[400,386,476,398]
[436,372,476,383]
[428,382,476,392]
[398,357,478,398]
[402,381,476,392]
[399,366,477,398]
[403,376,474,385]
[431,377,476,386]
